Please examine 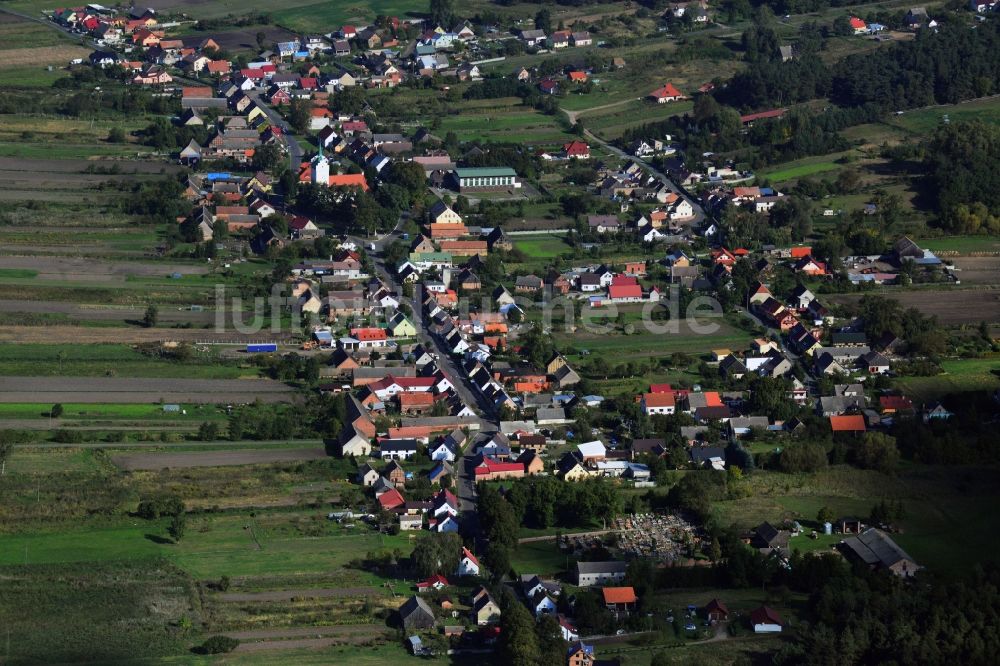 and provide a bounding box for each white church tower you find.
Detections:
[311,144,329,185]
